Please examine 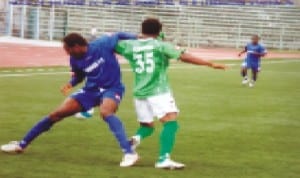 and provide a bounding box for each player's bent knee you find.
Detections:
[100,98,118,119]
[140,122,155,127]
[48,110,73,122]
[160,112,178,123]
[48,112,63,122]
[99,108,115,119]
